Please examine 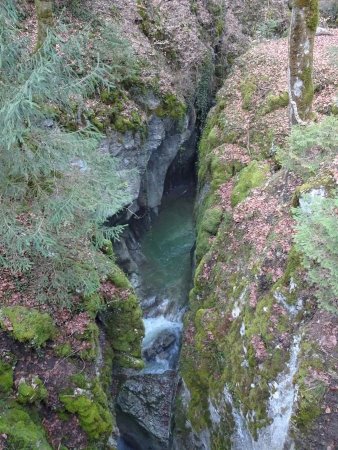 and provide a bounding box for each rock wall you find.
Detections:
[175,31,338,450]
